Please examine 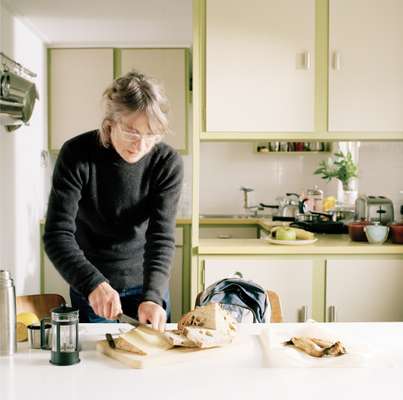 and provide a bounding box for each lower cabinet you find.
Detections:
[41,224,186,322]
[326,258,403,322]
[43,250,70,304]
[202,258,314,322]
[169,228,184,323]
